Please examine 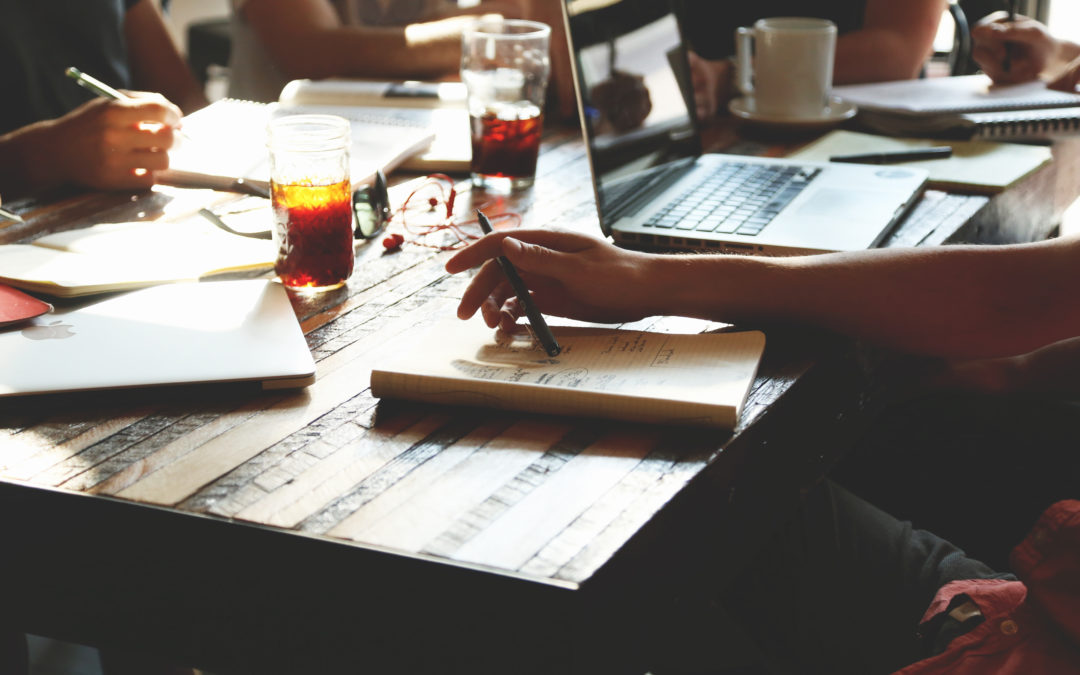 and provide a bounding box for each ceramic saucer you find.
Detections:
[728,97,857,130]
